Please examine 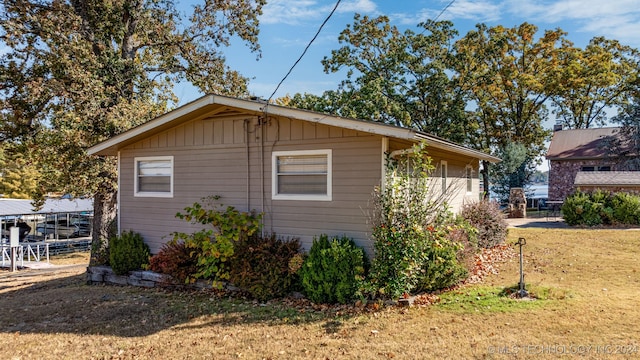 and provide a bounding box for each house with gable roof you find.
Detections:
[547,126,640,201]
[88,95,500,254]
